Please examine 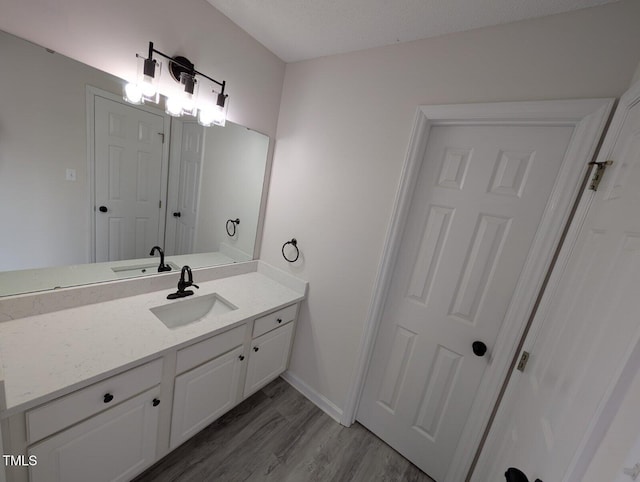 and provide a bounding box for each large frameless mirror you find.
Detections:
[0,29,270,297]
